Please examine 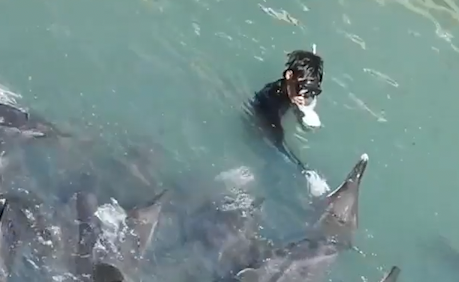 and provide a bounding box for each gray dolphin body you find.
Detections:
[235,153,369,282]
[154,192,267,282]
[0,189,165,282]
[0,103,71,140]
[379,266,400,282]
[64,189,167,282]
[0,191,59,282]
